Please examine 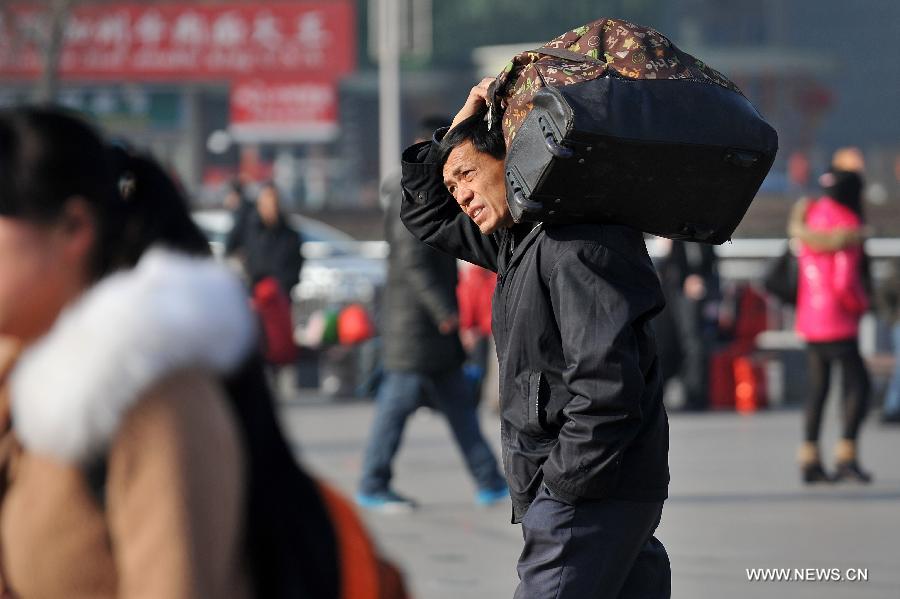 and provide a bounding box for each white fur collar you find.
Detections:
[10,247,257,464]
